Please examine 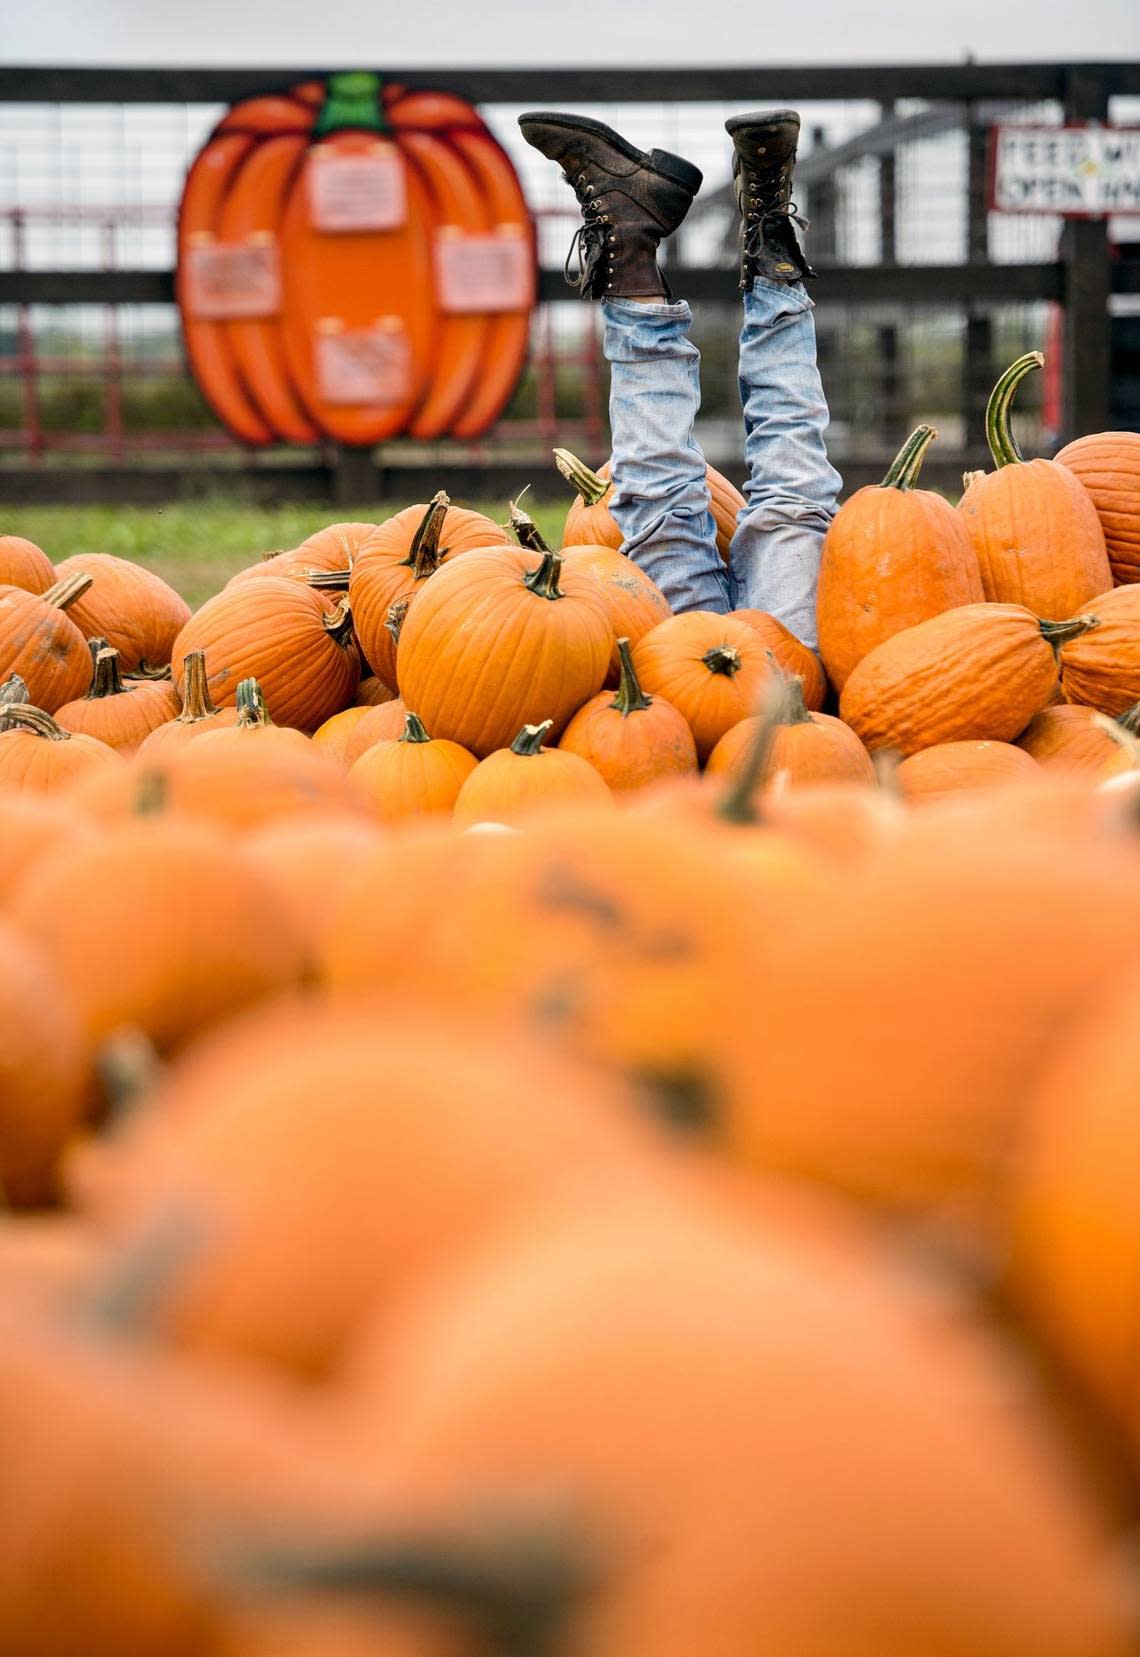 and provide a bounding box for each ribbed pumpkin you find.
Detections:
[1057,585,1140,714]
[342,698,408,765]
[453,721,612,827]
[0,705,122,792]
[135,650,239,760]
[349,494,509,689]
[396,545,612,758]
[0,573,94,711]
[732,610,828,711]
[706,679,875,790]
[895,740,1040,802]
[555,447,742,564]
[0,920,87,1207]
[54,554,191,673]
[55,646,178,754]
[348,712,477,822]
[0,534,54,594]
[958,354,1111,617]
[840,604,1096,756]
[559,637,698,793]
[356,675,397,707]
[817,426,984,691]
[1018,701,1140,777]
[241,815,383,967]
[172,577,359,730]
[228,521,378,587]
[631,611,774,763]
[310,705,376,768]
[9,816,306,1053]
[1055,429,1140,586]
[0,792,86,908]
